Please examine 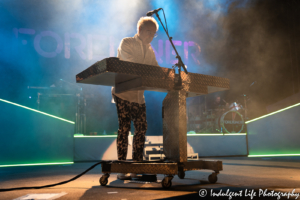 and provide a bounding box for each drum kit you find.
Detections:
[188,100,246,133]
